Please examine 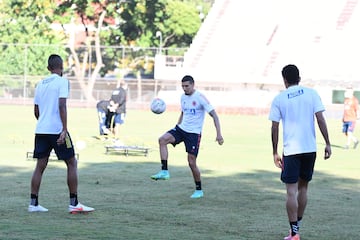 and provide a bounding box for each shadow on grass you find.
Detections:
[318,141,345,149]
[0,159,359,240]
